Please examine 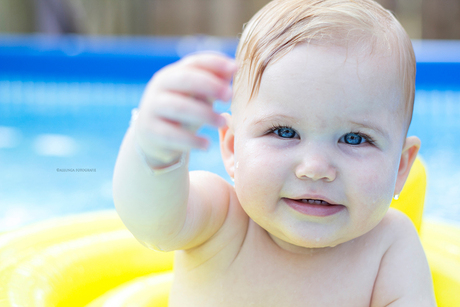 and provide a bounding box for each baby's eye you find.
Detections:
[340,132,369,145]
[272,126,298,139]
